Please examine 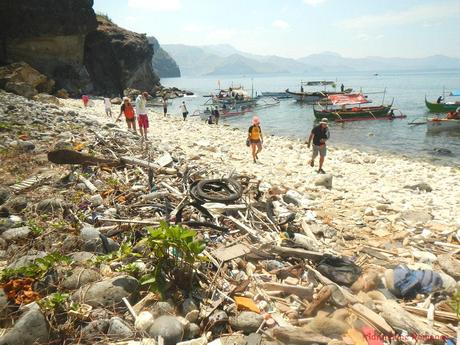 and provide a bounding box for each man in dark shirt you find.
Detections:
[306,118,330,174]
